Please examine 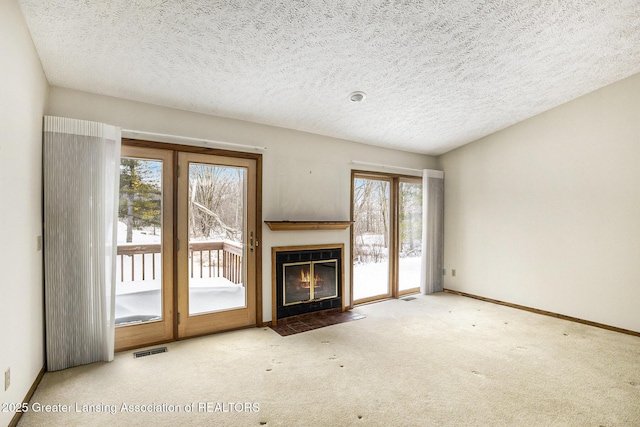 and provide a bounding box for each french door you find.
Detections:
[351,172,422,305]
[176,152,256,337]
[115,146,174,350]
[115,144,258,351]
